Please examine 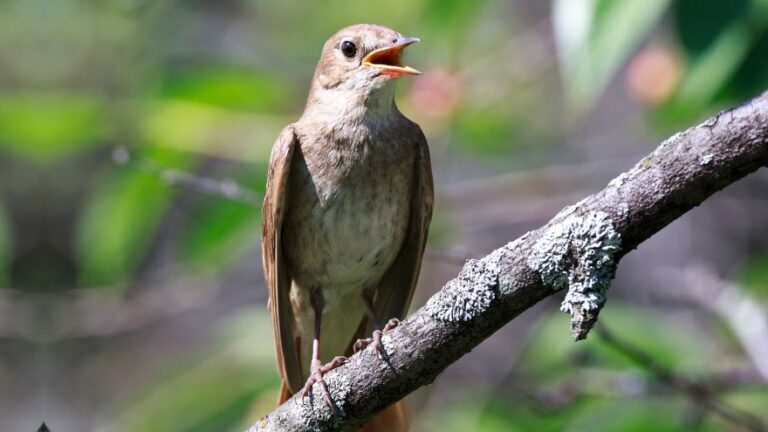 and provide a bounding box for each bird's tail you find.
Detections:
[278,382,411,431]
